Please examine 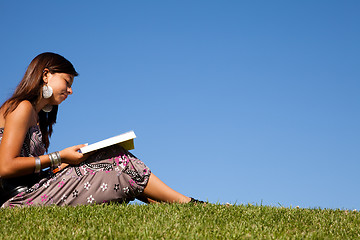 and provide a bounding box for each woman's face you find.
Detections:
[44,72,74,105]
